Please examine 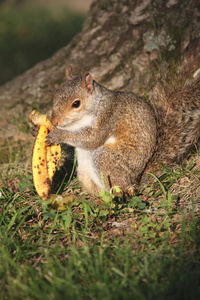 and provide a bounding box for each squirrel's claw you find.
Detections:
[46,131,54,145]
[46,130,61,145]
